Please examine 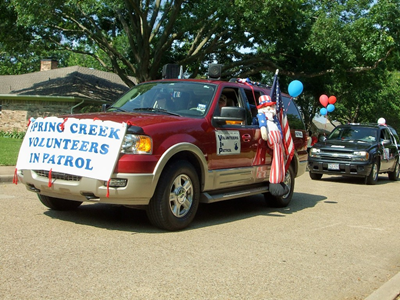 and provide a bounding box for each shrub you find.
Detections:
[0,130,26,139]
